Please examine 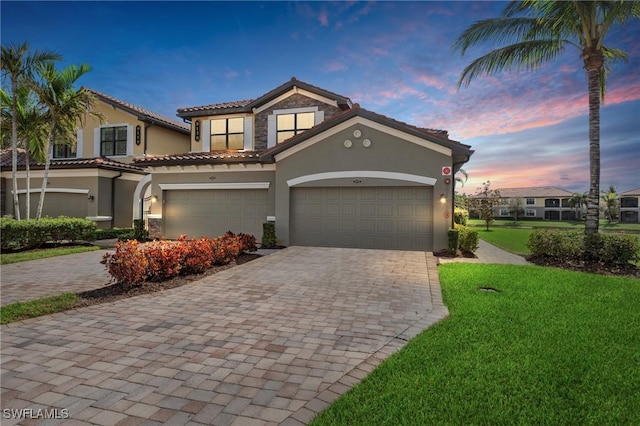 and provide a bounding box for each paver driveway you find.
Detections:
[1,246,447,425]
